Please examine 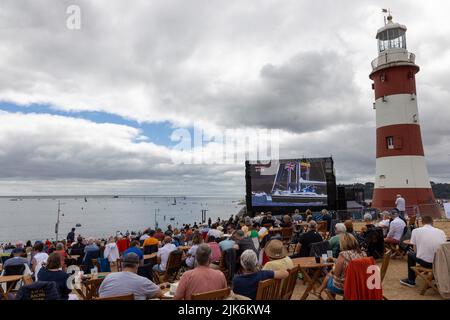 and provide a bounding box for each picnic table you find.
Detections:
[0,275,23,300]
[74,272,111,300]
[292,257,335,300]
